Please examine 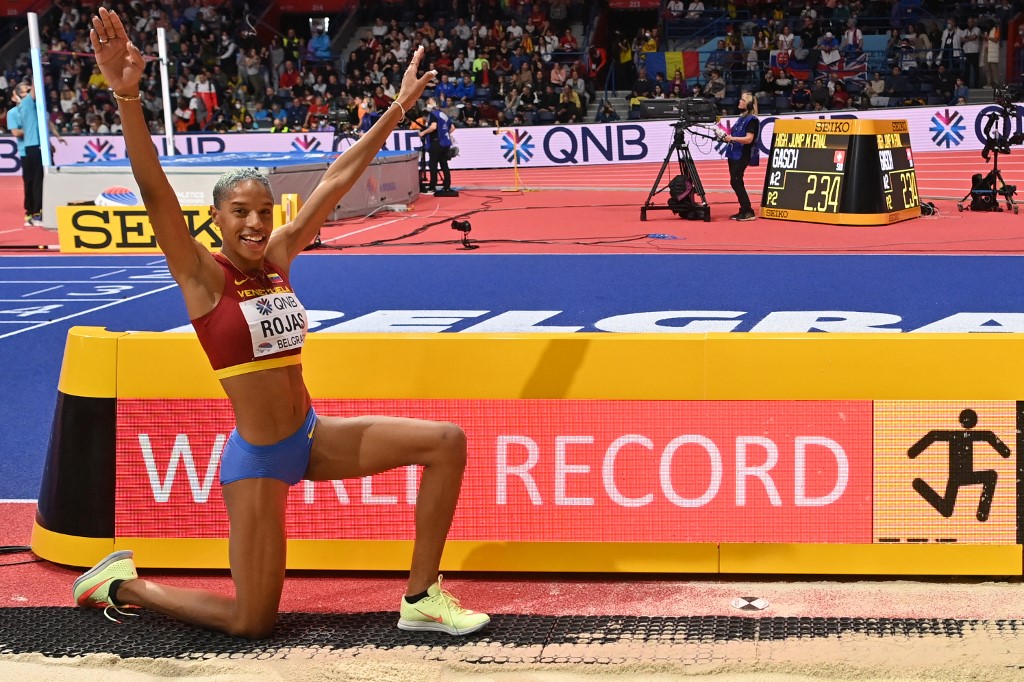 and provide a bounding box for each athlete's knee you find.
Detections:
[437,422,468,467]
[227,612,278,640]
